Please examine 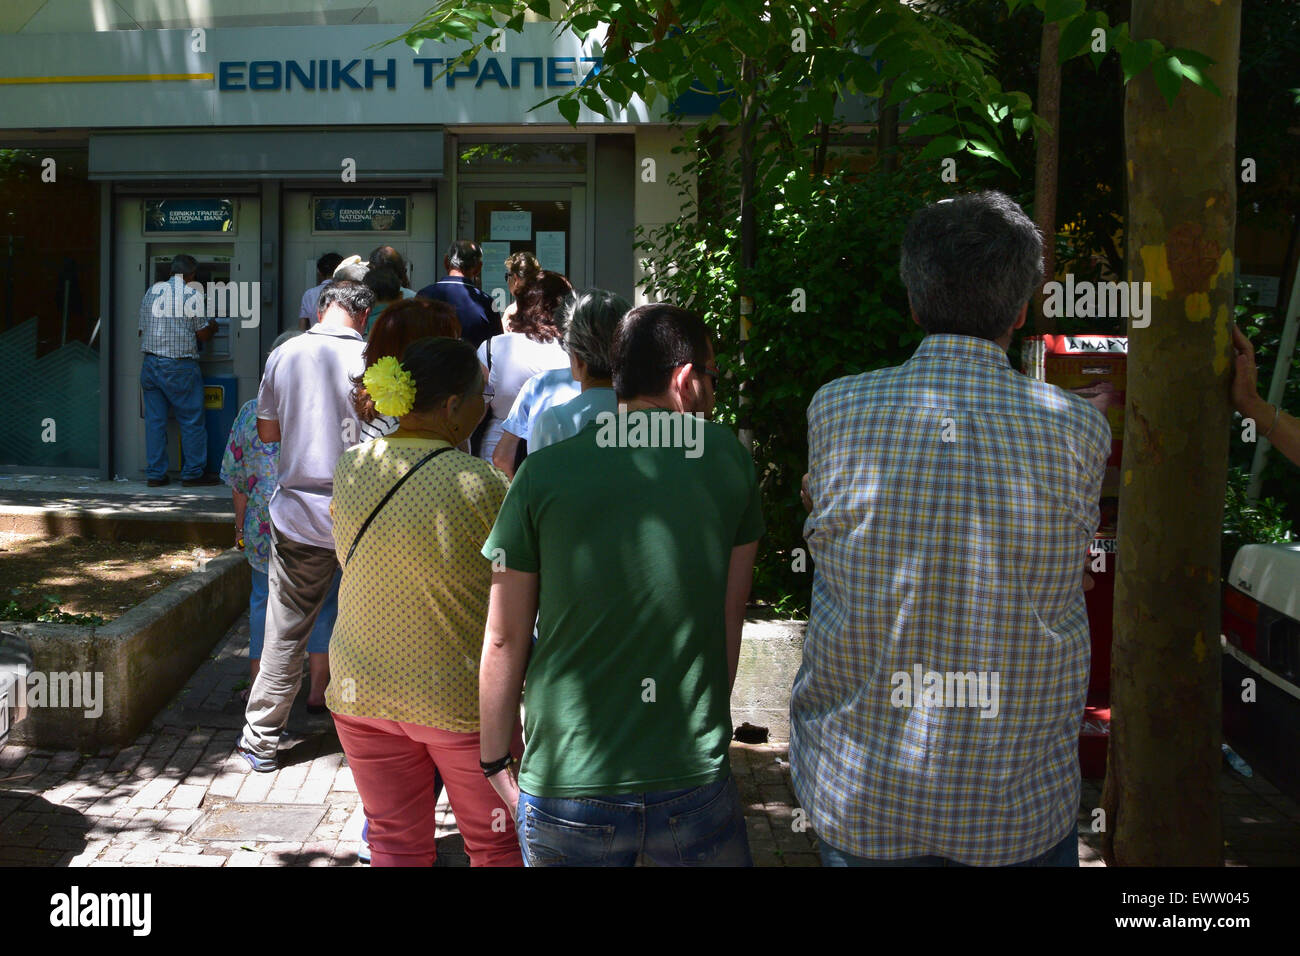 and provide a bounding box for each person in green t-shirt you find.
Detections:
[479,303,763,867]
